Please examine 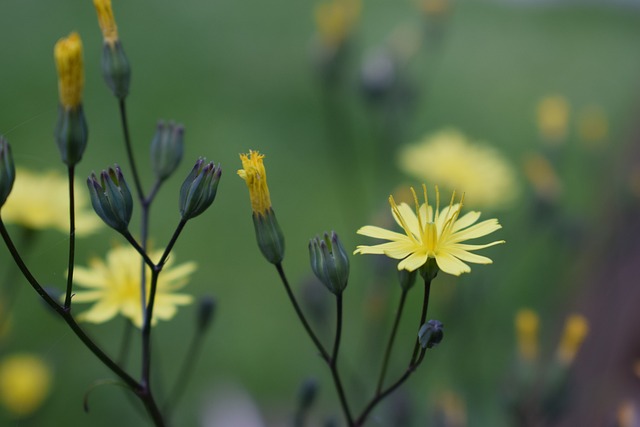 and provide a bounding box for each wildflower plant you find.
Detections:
[0,1,220,425]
